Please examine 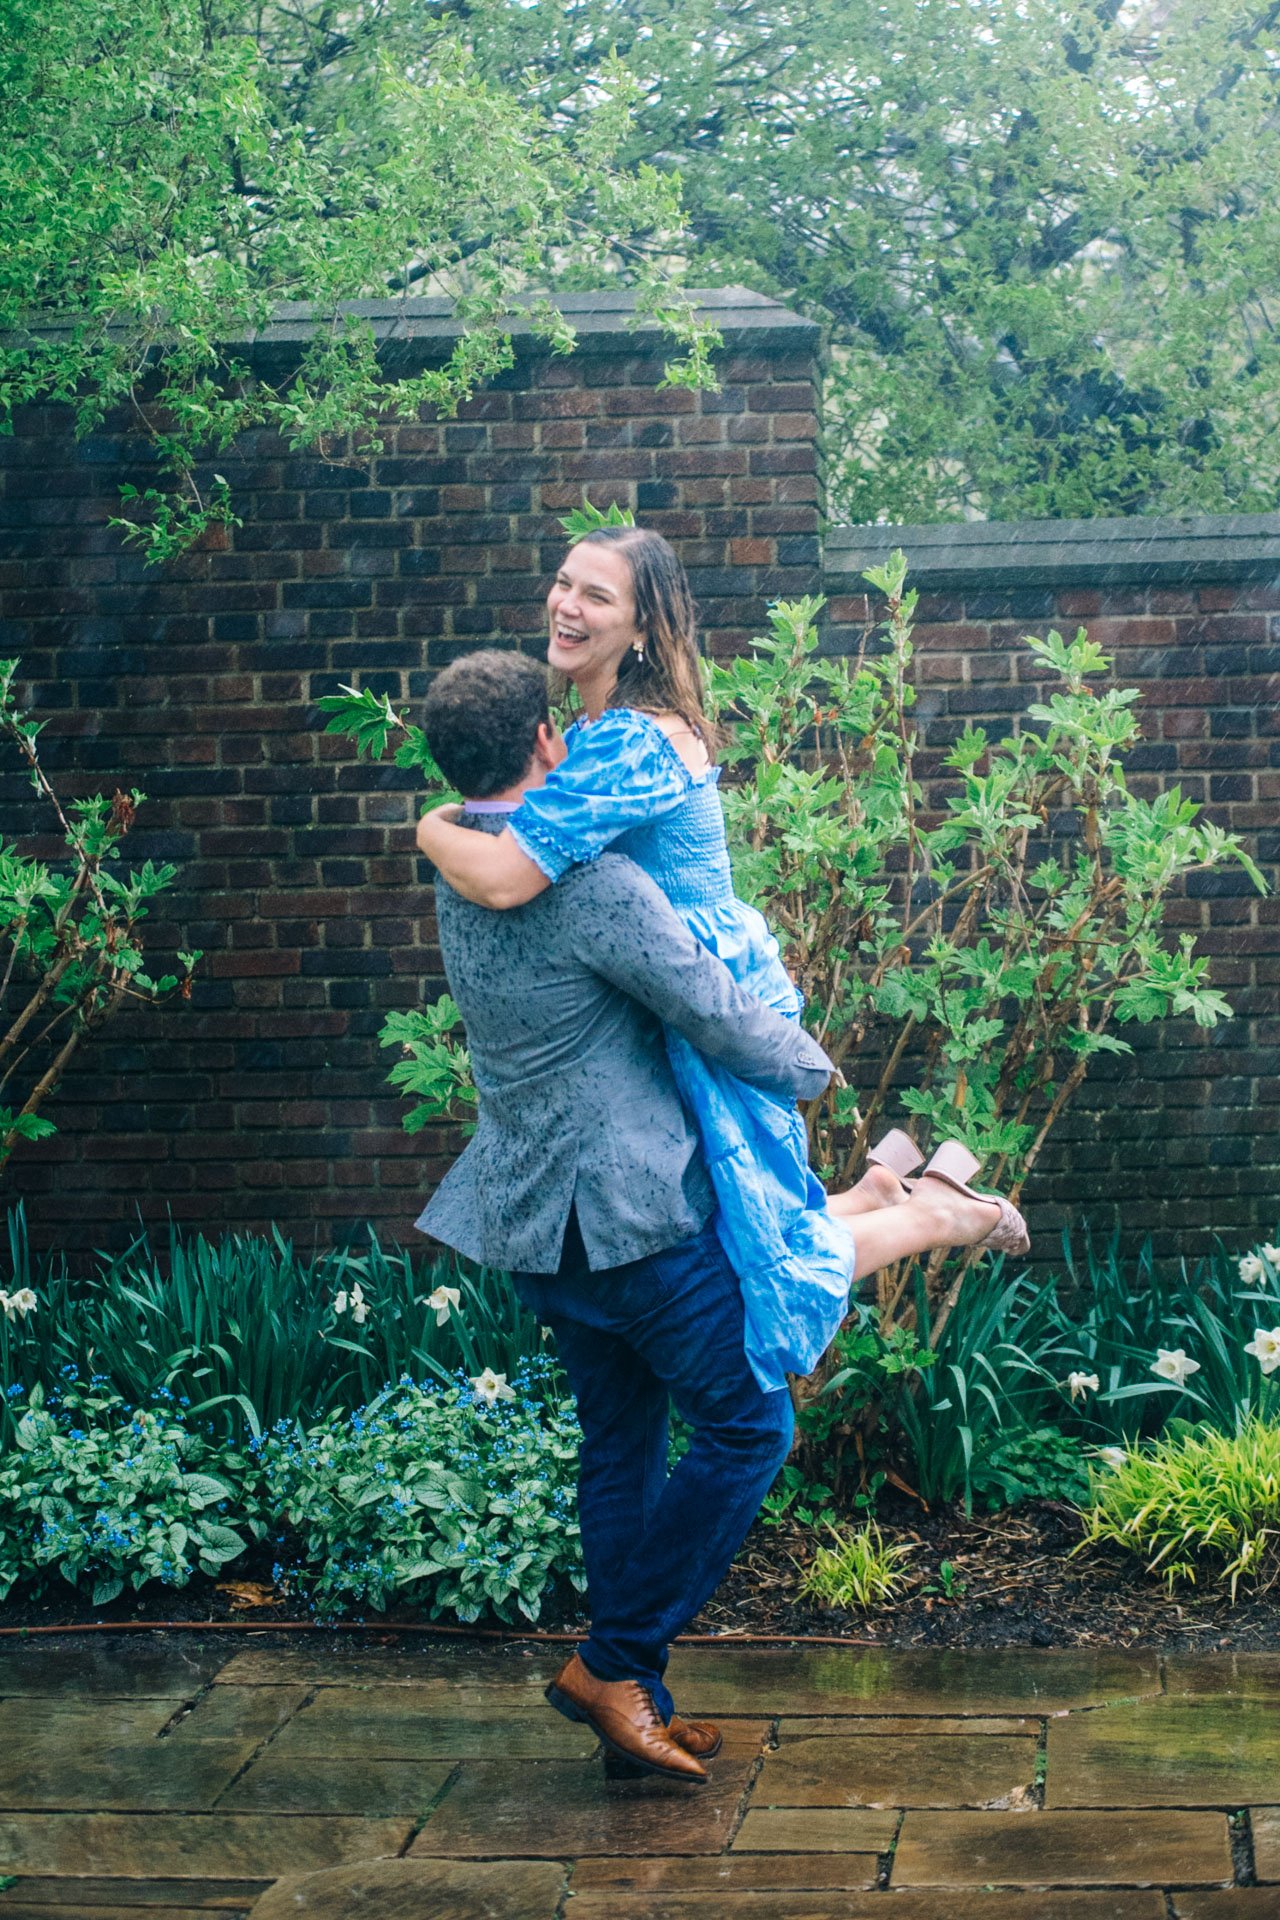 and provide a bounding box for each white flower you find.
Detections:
[1239,1254,1266,1285]
[1151,1348,1200,1387]
[0,1292,10,1320]
[1067,1371,1099,1402]
[1097,1446,1128,1471]
[0,1288,34,1320]
[426,1285,461,1327]
[1244,1327,1280,1377]
[471,1367,515,1407]
[1262,1246,1280,1267]
[333,1283,370,1324]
